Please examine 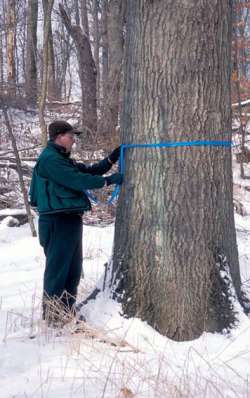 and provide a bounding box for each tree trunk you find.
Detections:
[112,0,241,341]
[102,0,124,137]
[6,0,16,96]
[25,0,38,105]
[59,3,97,135]
[74,0,80,26]
[47,23,57,101]
[55,21,72,101]
[92,0,100,109]
[232,22,246,180]
[39,0,54,146]
[0,15,4,89]
[100,0,108,108]
[1,105,37,237]
[80,0,89,37]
